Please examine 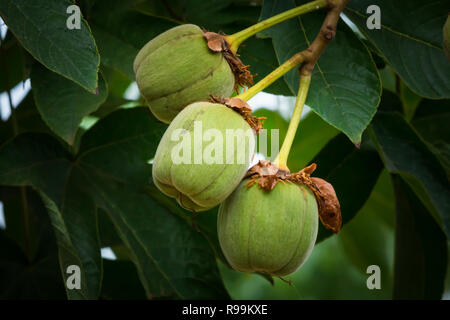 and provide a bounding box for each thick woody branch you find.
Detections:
[299,0,349,76]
